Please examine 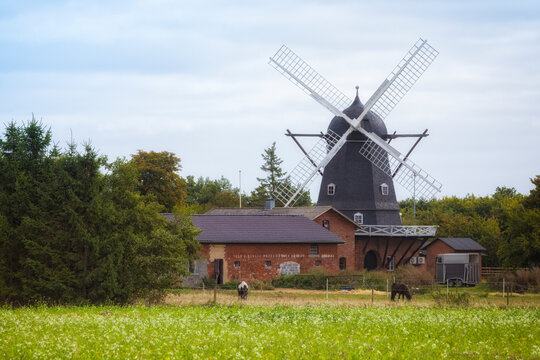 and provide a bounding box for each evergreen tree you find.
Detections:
[249,142,311,207]
[0,120,200,304]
